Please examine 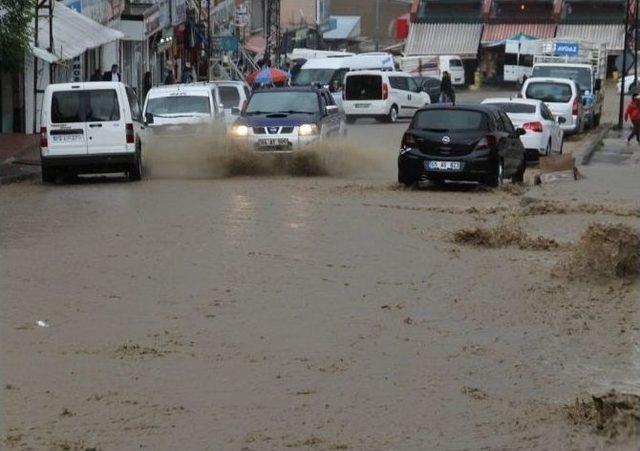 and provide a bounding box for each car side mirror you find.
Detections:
[516,128,526,136]
[144,112,154,124]
[231,107,241,115]
[557,116,567,124]
[326,105,338,116]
